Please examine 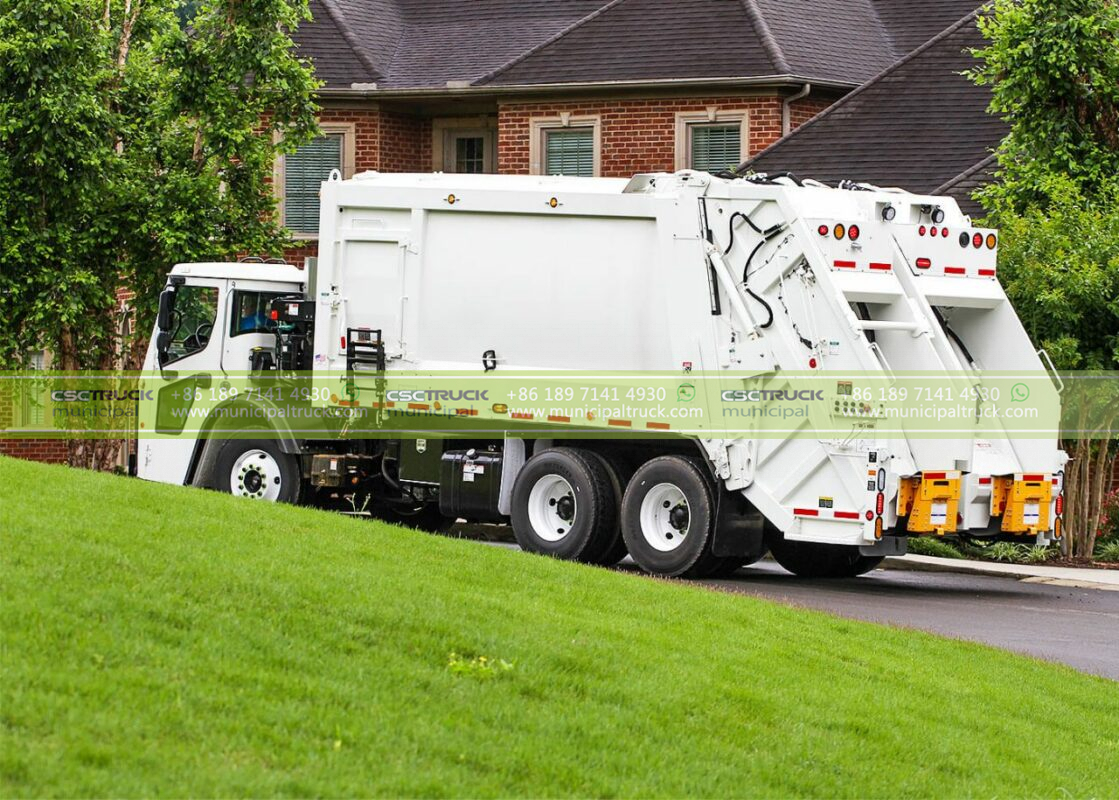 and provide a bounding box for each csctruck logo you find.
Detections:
[721,389,824,402]
[51,389,153,402]
[385,389,490,402]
